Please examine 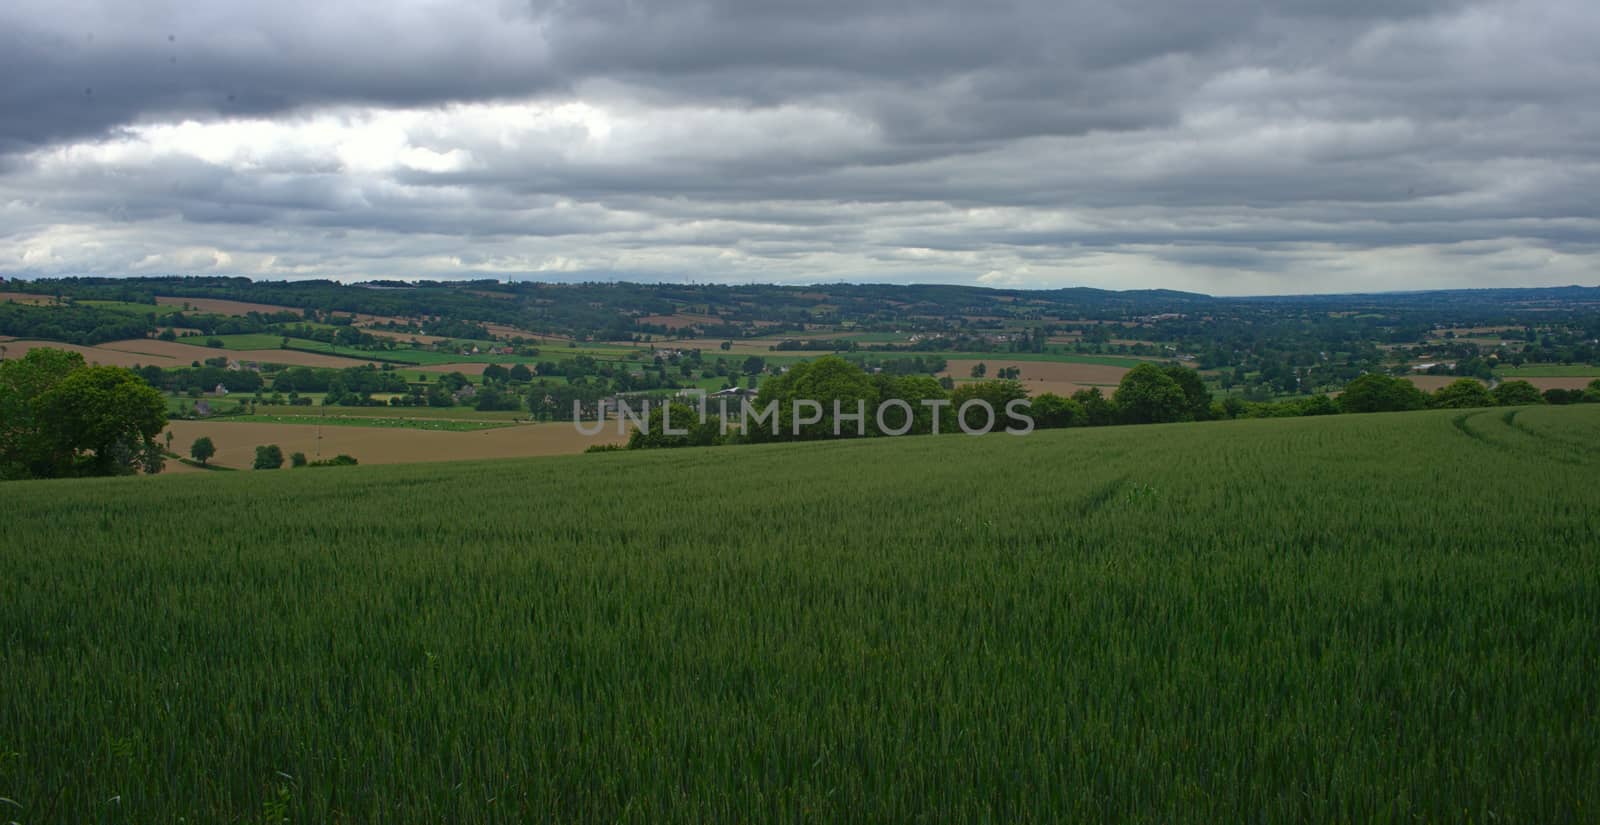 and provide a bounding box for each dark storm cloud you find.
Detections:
[1,0,1484,150]
[1,0,1598,291]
